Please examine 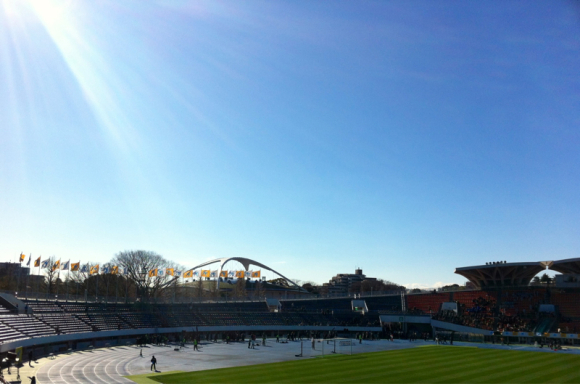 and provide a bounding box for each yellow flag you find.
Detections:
[52,259,61,271]
[111,266,118,275]
[166,268,174,276]
[34,257,41,267]
[220,270,228,278]
[90,264,99,275]
[20,253,26,262]
[183,270,193,278]
[236,270,245,278]
[201,270,211,278]
[251,270,261,278]
[71,262,80,272]
[148,269,157,277]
